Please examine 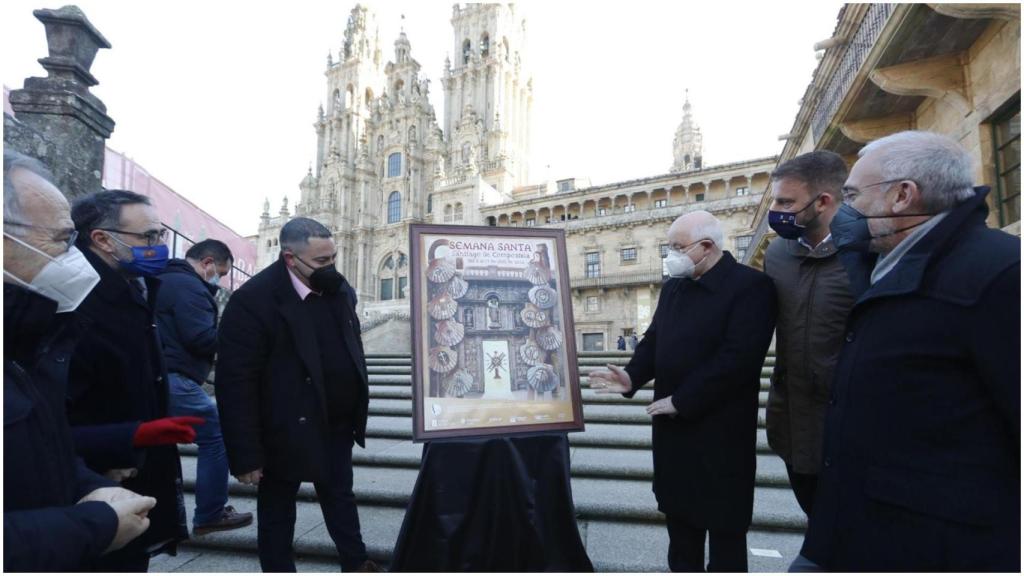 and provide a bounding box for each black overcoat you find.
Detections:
[801,188,1020,571]
[623,251,777,531]
[215,258,369,483]
[4,284,119,571]
[65,245,188,557]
